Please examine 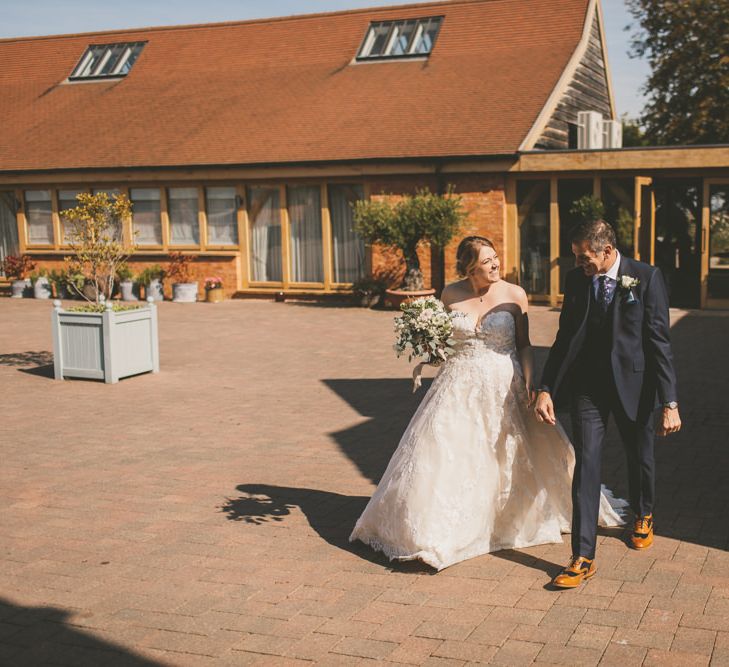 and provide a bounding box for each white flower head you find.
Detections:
[619,275,640,290]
